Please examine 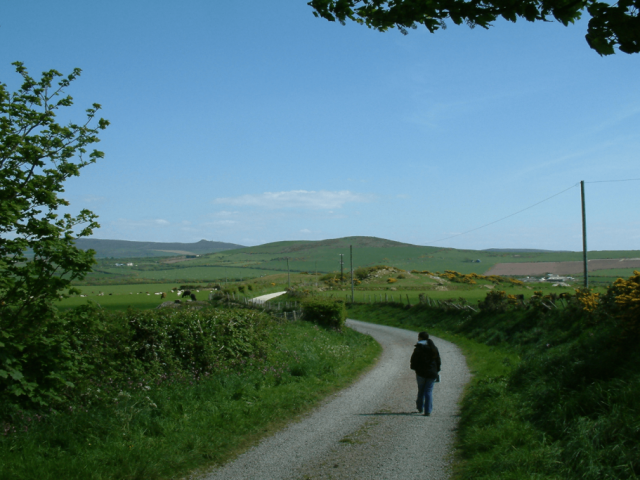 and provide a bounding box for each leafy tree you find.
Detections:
[0,62,108,406]
[308,0,640,55]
